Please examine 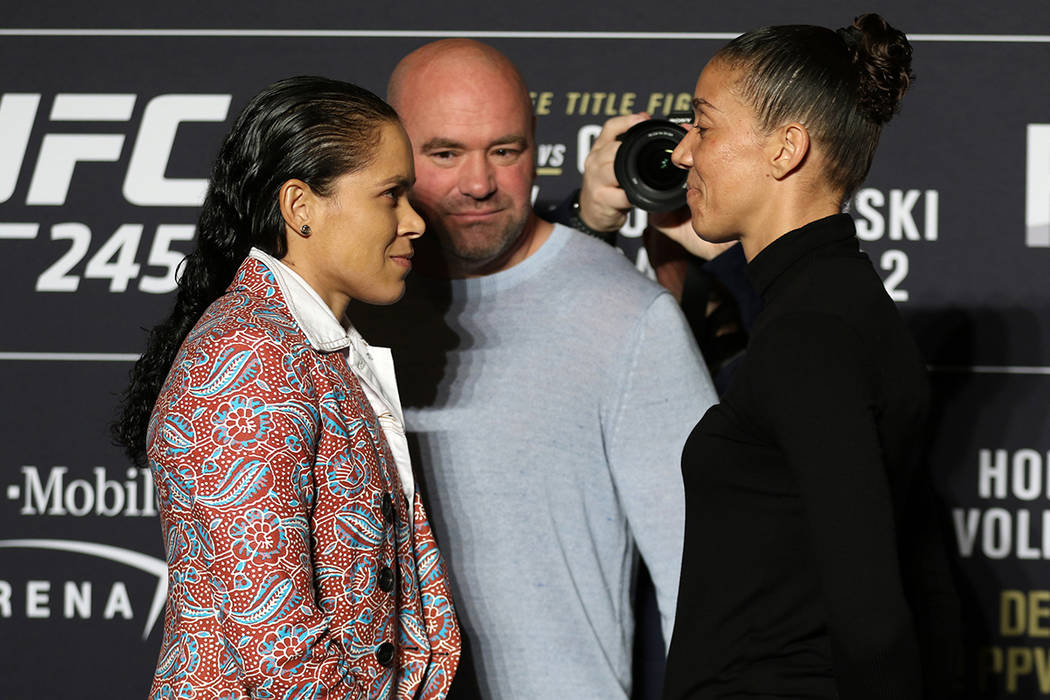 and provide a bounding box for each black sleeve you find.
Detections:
[540,189,617,244]
[702,242,762,331]
[542,191,576,228]
[679,258,746,394]
[680,243,760,394]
